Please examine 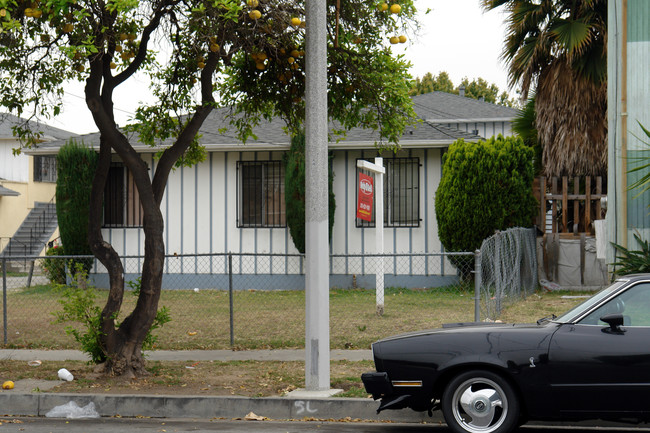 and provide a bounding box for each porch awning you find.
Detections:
[0,185,20,196]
